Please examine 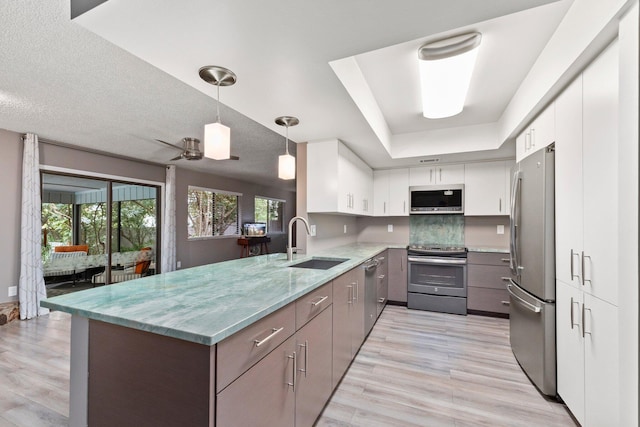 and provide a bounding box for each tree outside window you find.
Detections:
[254,197,285,233]
[188,187,240,238]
